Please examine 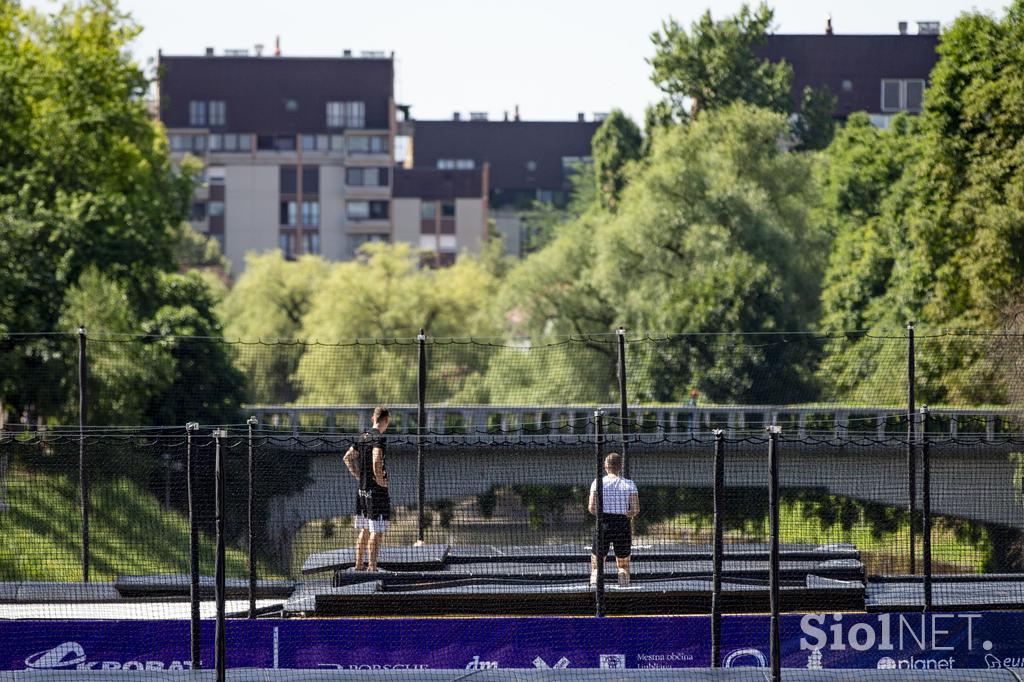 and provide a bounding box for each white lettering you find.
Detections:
[848,623,876,651]
[899,614,926,650]
[932,614,954,651]
[878,613,893,651]
[829,615,846,651]
[800,614,827,651]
